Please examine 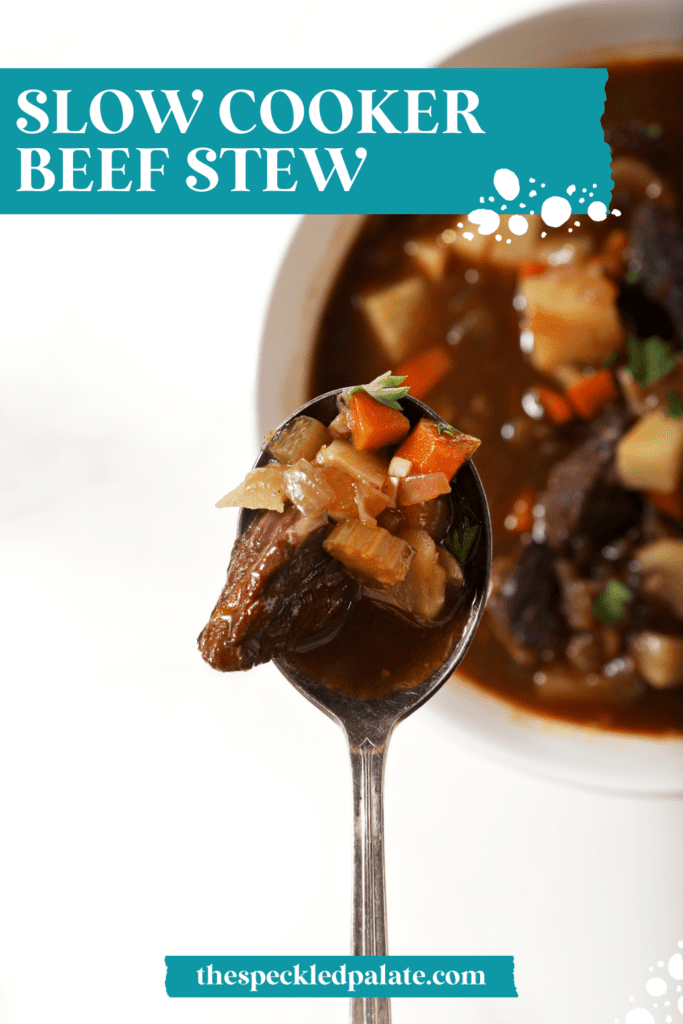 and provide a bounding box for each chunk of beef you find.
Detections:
[487,544,567,662]
[539,408,642,553]
[628,202,683,344]
[198,508,358,671]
